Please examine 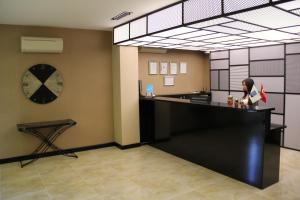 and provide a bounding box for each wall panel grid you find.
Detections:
[250,60,284,76]
[209,42,300,150]
[230,65,249,91]
[286,55,300,94]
